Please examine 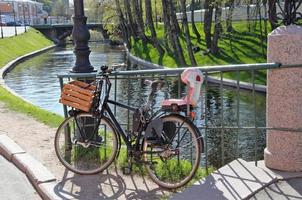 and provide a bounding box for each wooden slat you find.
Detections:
[61,94,92,107]
[69,80,97,91]
[62,89,94,101]
[63,84,94,96]
[59,99,90,112]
